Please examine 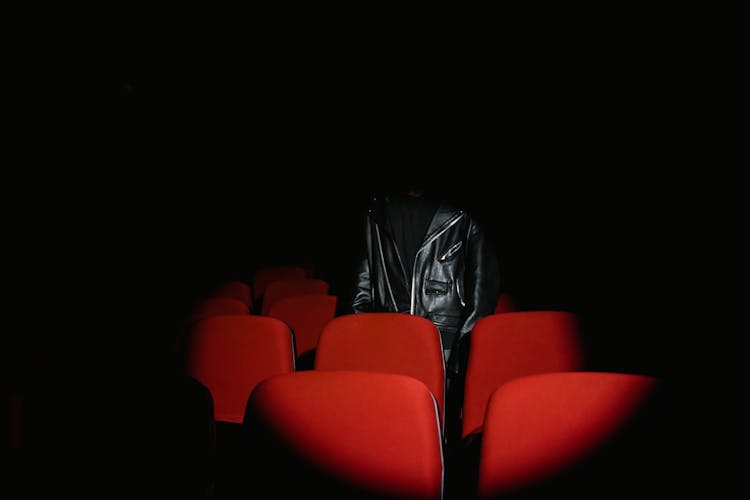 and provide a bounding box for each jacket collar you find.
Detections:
[370,195,464,244]
[422,204,465,246]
